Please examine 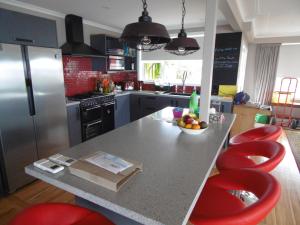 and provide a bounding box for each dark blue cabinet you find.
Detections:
[115,95,130,128]
[221,101,233,113]
[0,8,58,48]
[169,97,189,108]
[66,103,82,147]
